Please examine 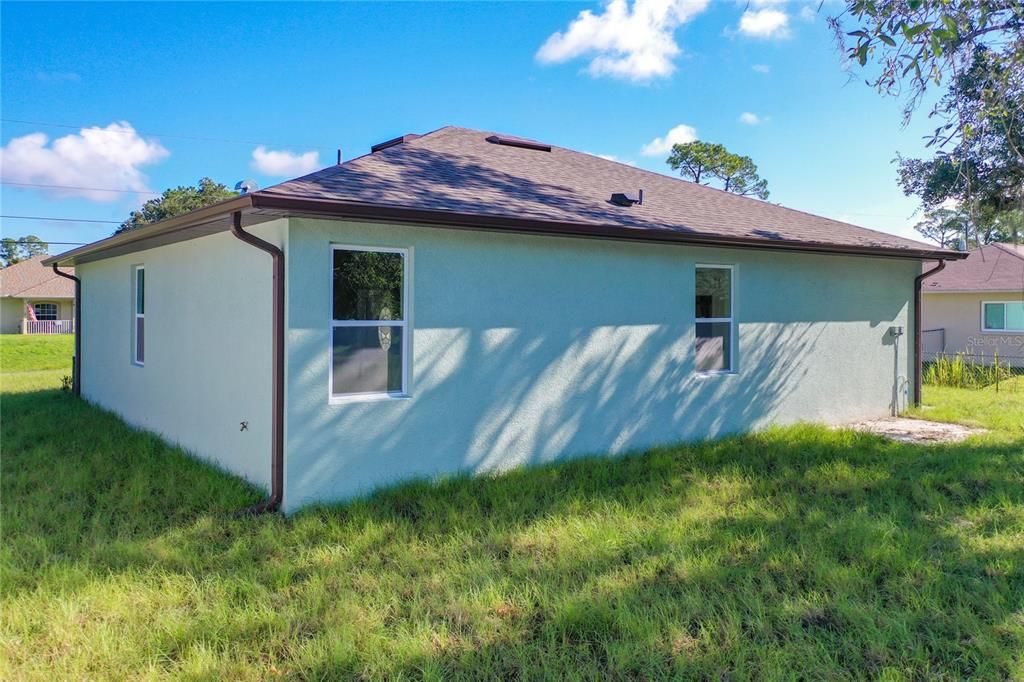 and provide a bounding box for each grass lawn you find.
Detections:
[0,334,74,393]
[2,337,1022,680]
